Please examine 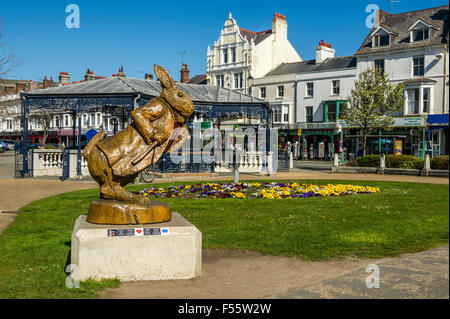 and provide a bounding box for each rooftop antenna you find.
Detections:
[180,51,187,64]
[387,0,400,13]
